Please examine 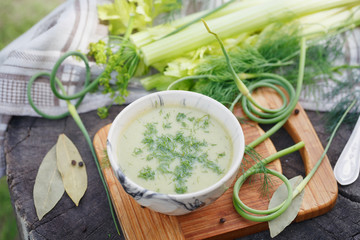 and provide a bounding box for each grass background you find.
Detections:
[0,0,64,239]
